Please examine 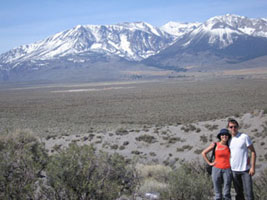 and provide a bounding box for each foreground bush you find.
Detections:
[254,168,267,200]
[0,130,48,199]
[136,164,172,196]
[162,161,213,200]
[41,144,137,200]
[2,131,267,200]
